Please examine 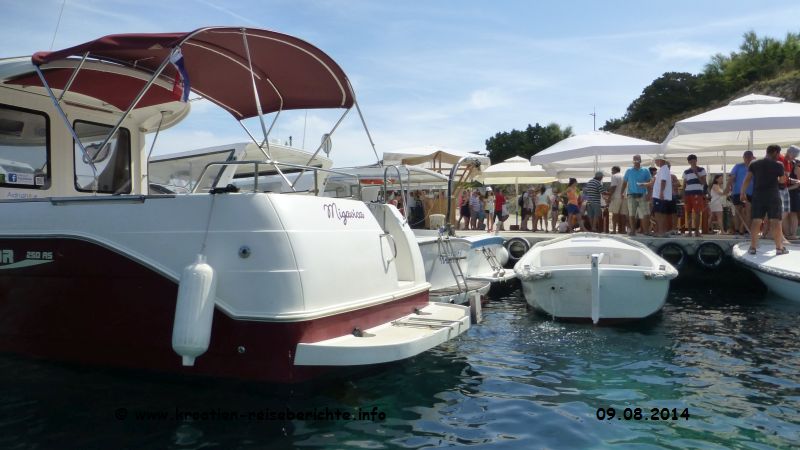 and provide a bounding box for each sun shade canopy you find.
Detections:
[23,27,354,119]
[663,94,800,163]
